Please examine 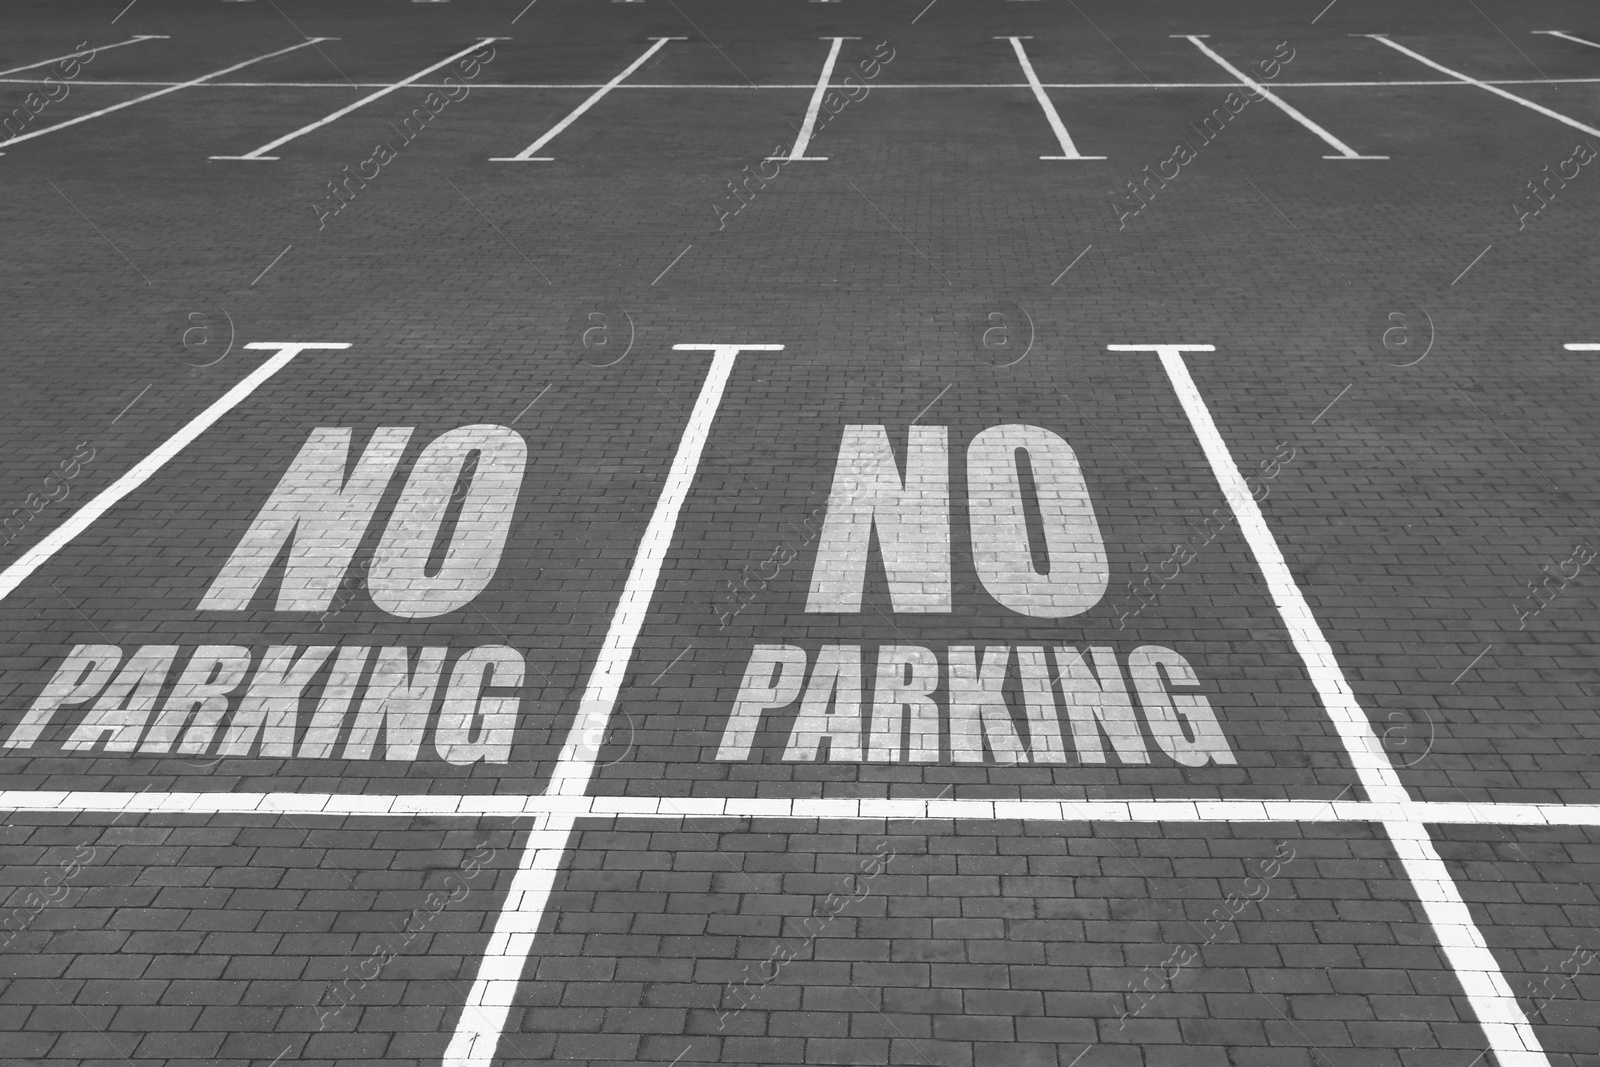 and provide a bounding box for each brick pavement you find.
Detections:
[0,0,1598,1063]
